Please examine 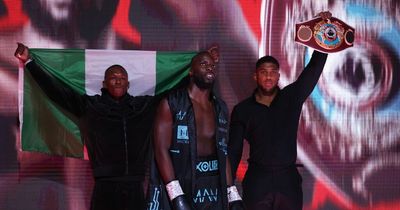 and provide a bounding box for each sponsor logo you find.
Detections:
[218,138,228,155]
[218,127,228,133]
[177,125,189,144]
[218,117,227,125]
[169,149,180,154]
[176,111,186,121]
[193,188,218,204]
[196,160,218,172]
[148,187,160,210]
